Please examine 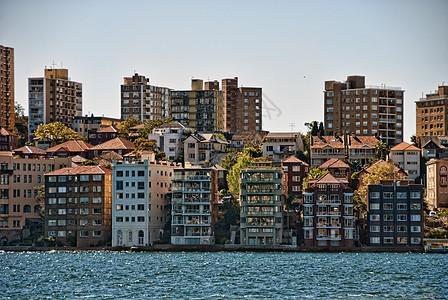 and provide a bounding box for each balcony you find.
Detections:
[316,234,342,240]
[317,200,341,205]
[316,223,341,228]
[171,187,210,192]
[317,211,341,216]
[173,175,210,181]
